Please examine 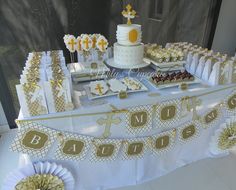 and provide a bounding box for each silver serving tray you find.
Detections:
[148,77,202,90]
[84,79,148,100]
